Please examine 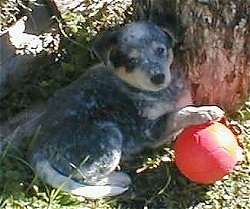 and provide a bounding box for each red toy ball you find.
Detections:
[174,121,242,184]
